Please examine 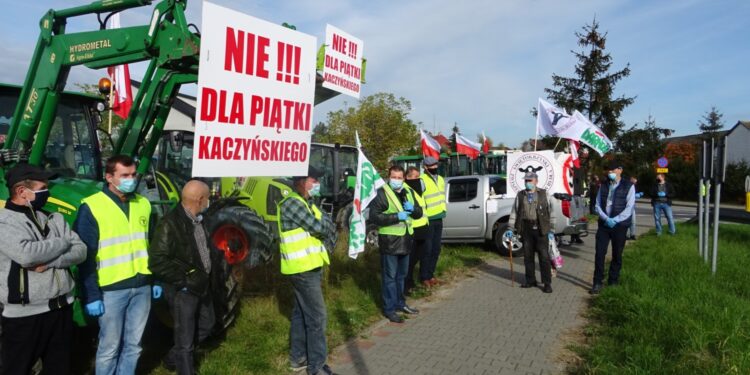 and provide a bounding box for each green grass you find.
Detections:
[570,223,750,375]
[150,239,491,375]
